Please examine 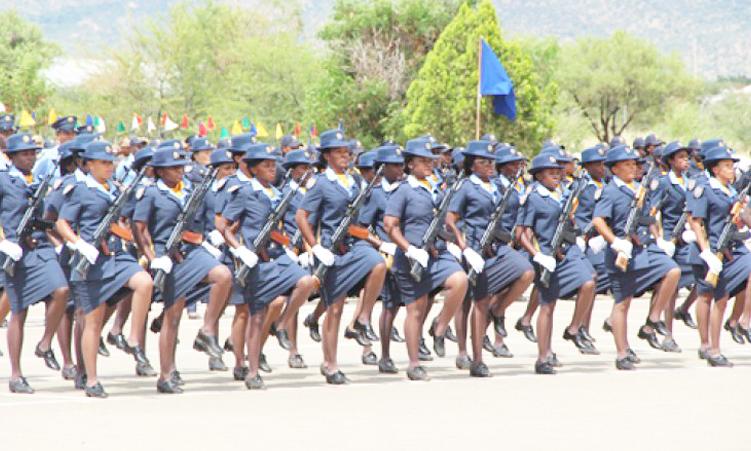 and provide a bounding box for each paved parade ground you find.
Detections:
[1,293,748,451]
